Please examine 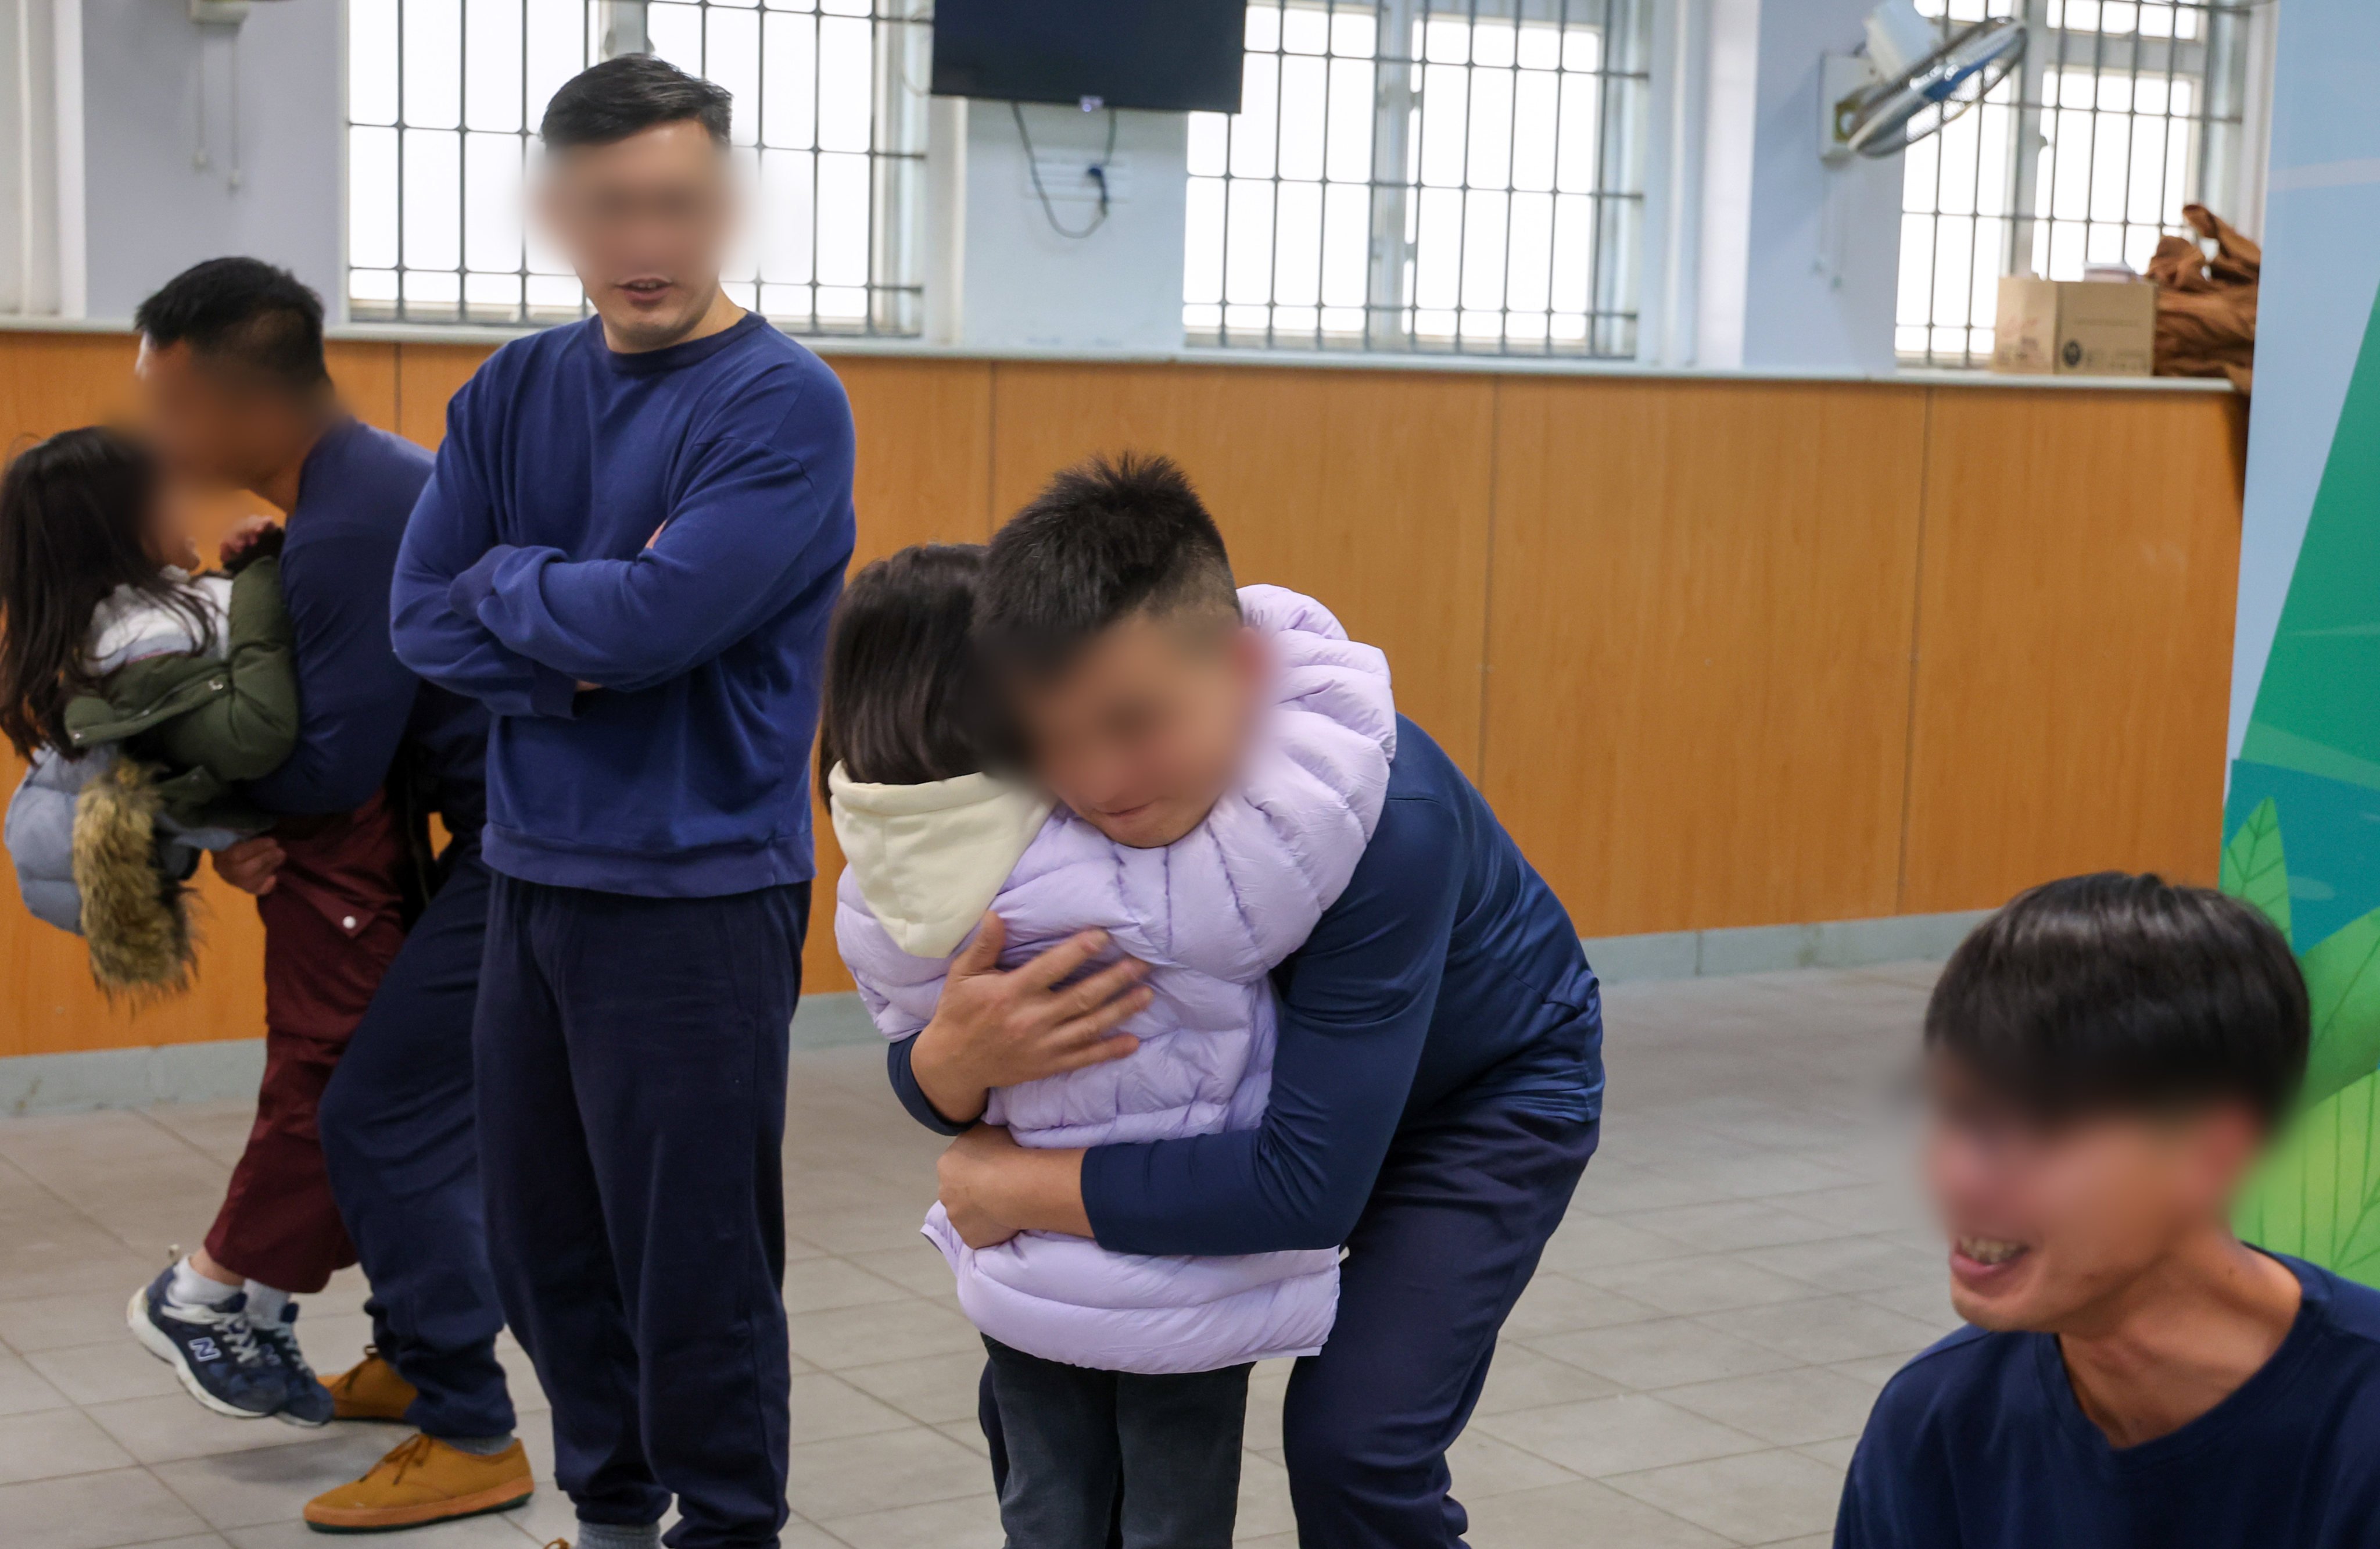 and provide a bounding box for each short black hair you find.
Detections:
[1927,872,2309,1130]
[977,452,1239,675]
[541,55,733,149]
[819,545,1015,788]
[133,257,328,394]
